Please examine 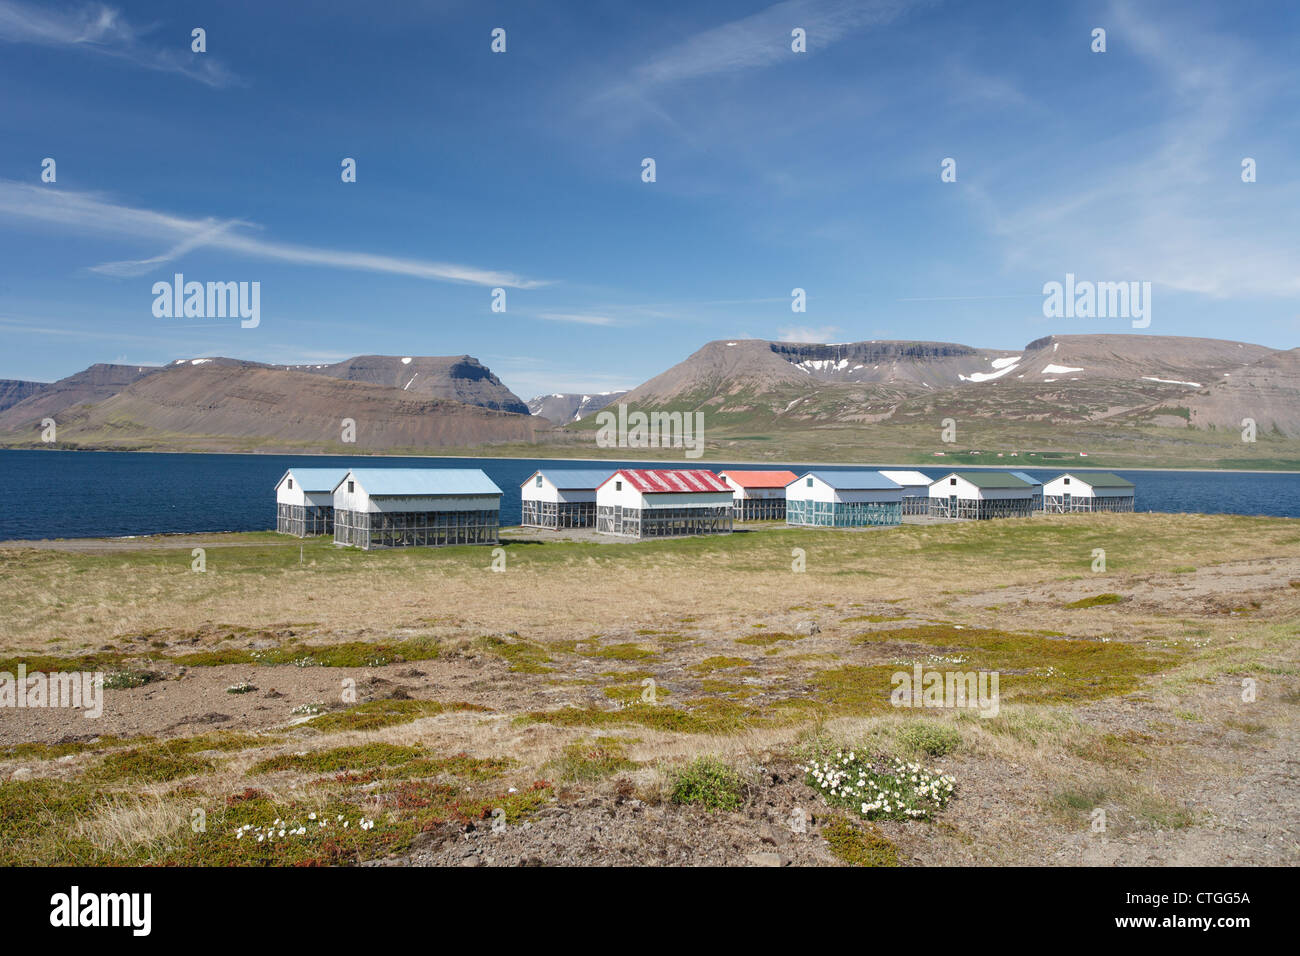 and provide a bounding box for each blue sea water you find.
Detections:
[0,449,1295,541]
